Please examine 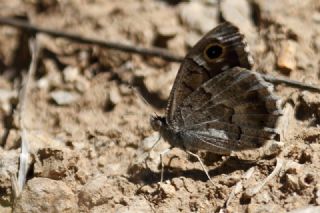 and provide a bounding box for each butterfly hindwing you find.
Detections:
[176,67,281,153]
